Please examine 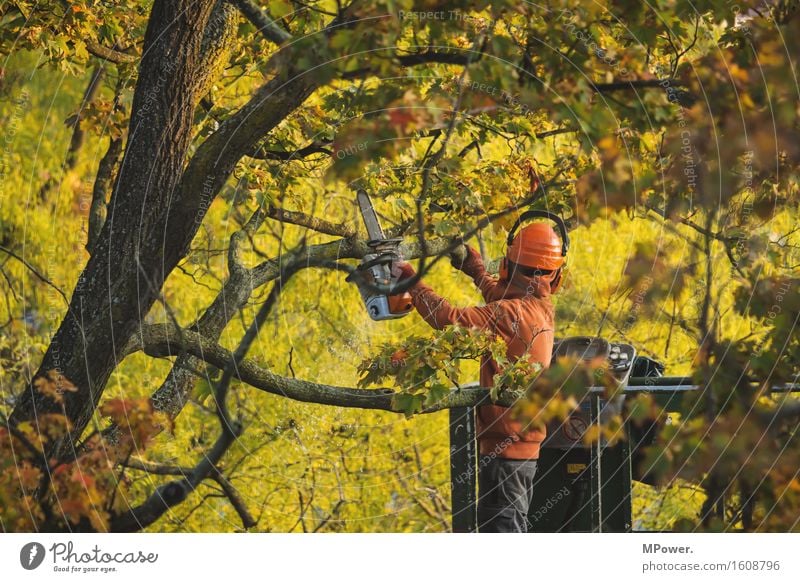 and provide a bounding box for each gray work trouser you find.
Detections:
[477,456,538,533]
